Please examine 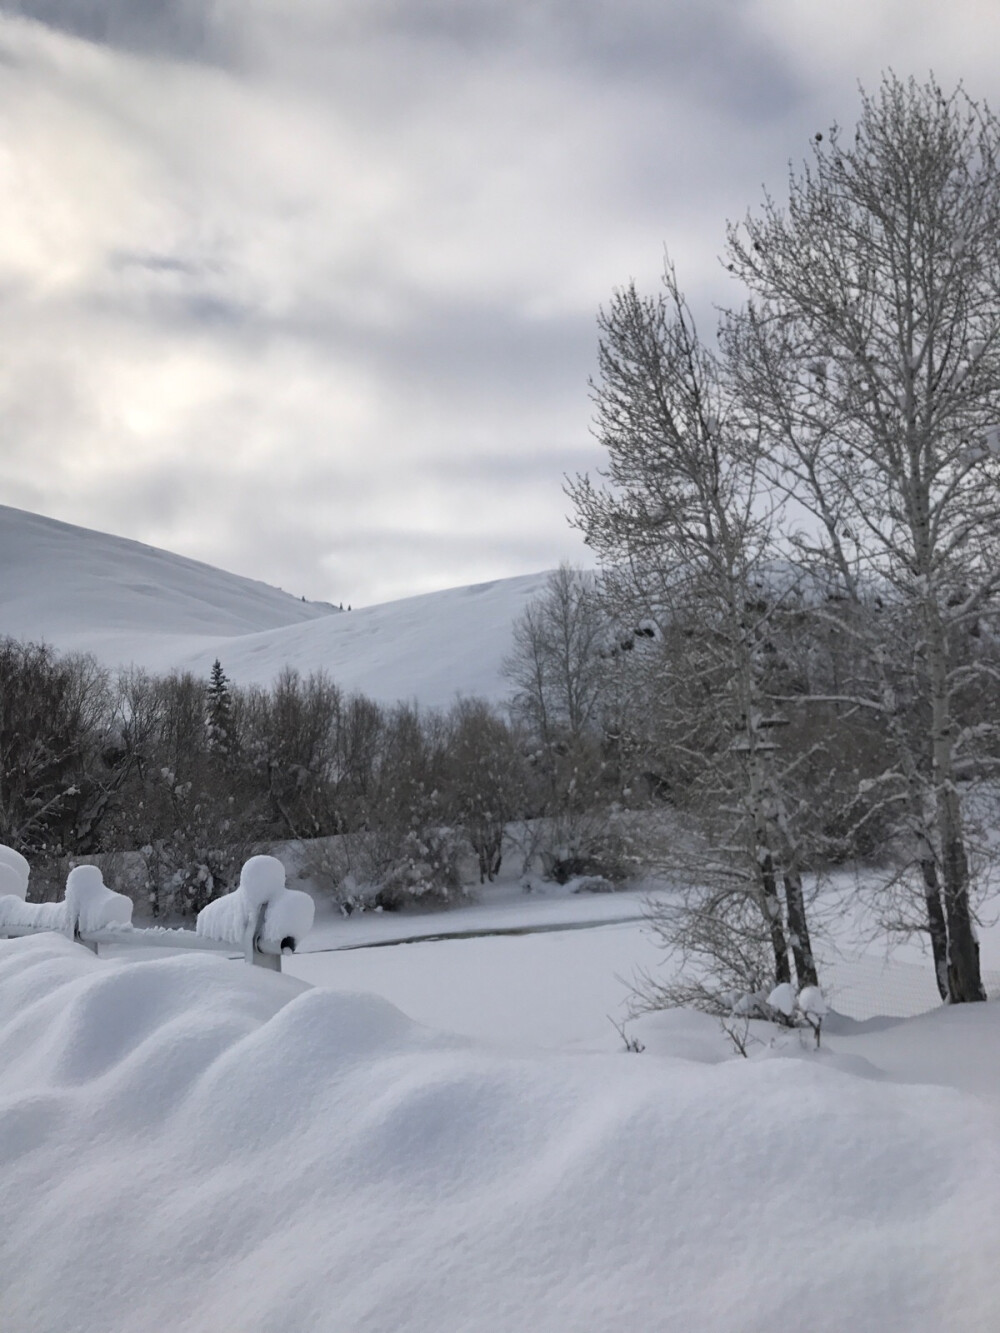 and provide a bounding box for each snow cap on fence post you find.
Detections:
[196,854,315,968]
[239,855,287,912]
[64,865,133,936]
[0,845,30,901]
